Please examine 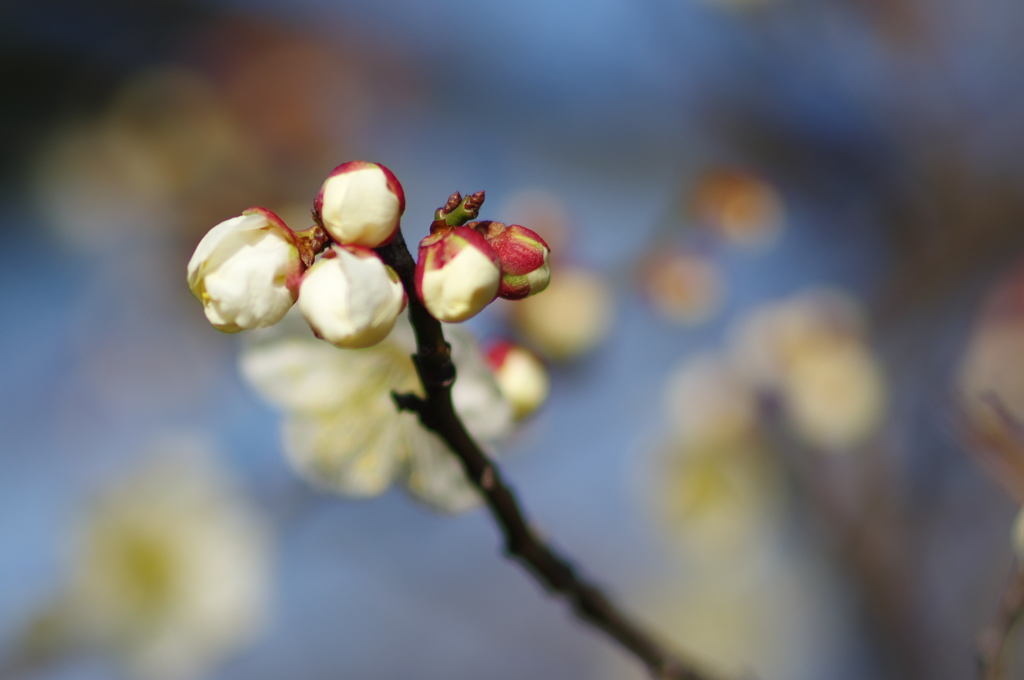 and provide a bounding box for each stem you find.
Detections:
[377,228,726,680]
[978,561,1024,680]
